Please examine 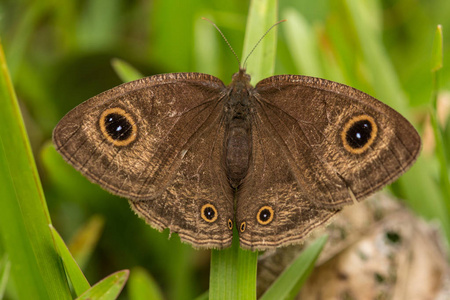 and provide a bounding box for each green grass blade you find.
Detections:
[210,234,239,300]
[50,225,91,297]
[260,235,328,300]
[429,24,450,220]
[68,215,105,270]
[431,25,443,72]
[76,270,129,300]
[242,0,279,83]
[209,1,278,298]
[128,266,164,300]
[282,8,323,78]
[210,232,258,300]
[0,39,71,299]
[111,58,144,83]
[0,254,11,299]
[343,0,408,114]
